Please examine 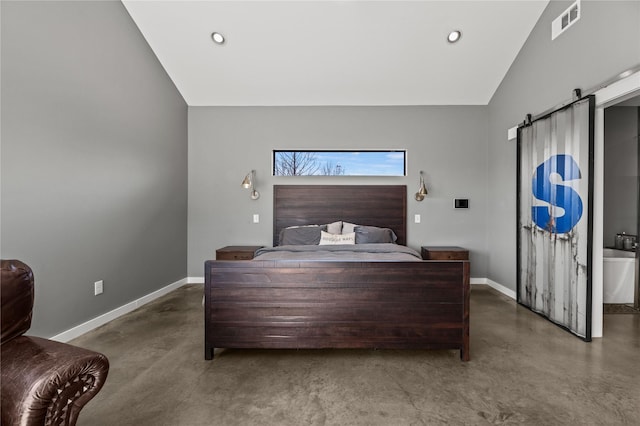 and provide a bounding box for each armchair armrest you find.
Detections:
[1,336,109,426]
[1,259,34,343]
